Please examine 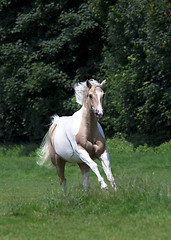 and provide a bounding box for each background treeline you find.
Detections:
[0,0,170,145]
